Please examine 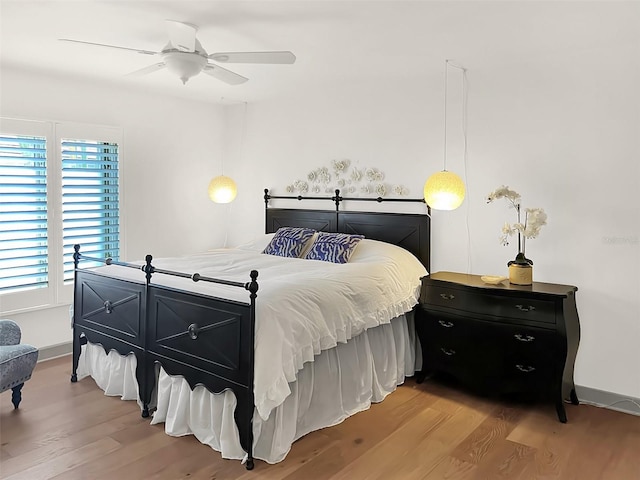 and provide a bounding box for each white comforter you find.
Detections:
[91,238,427,421]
